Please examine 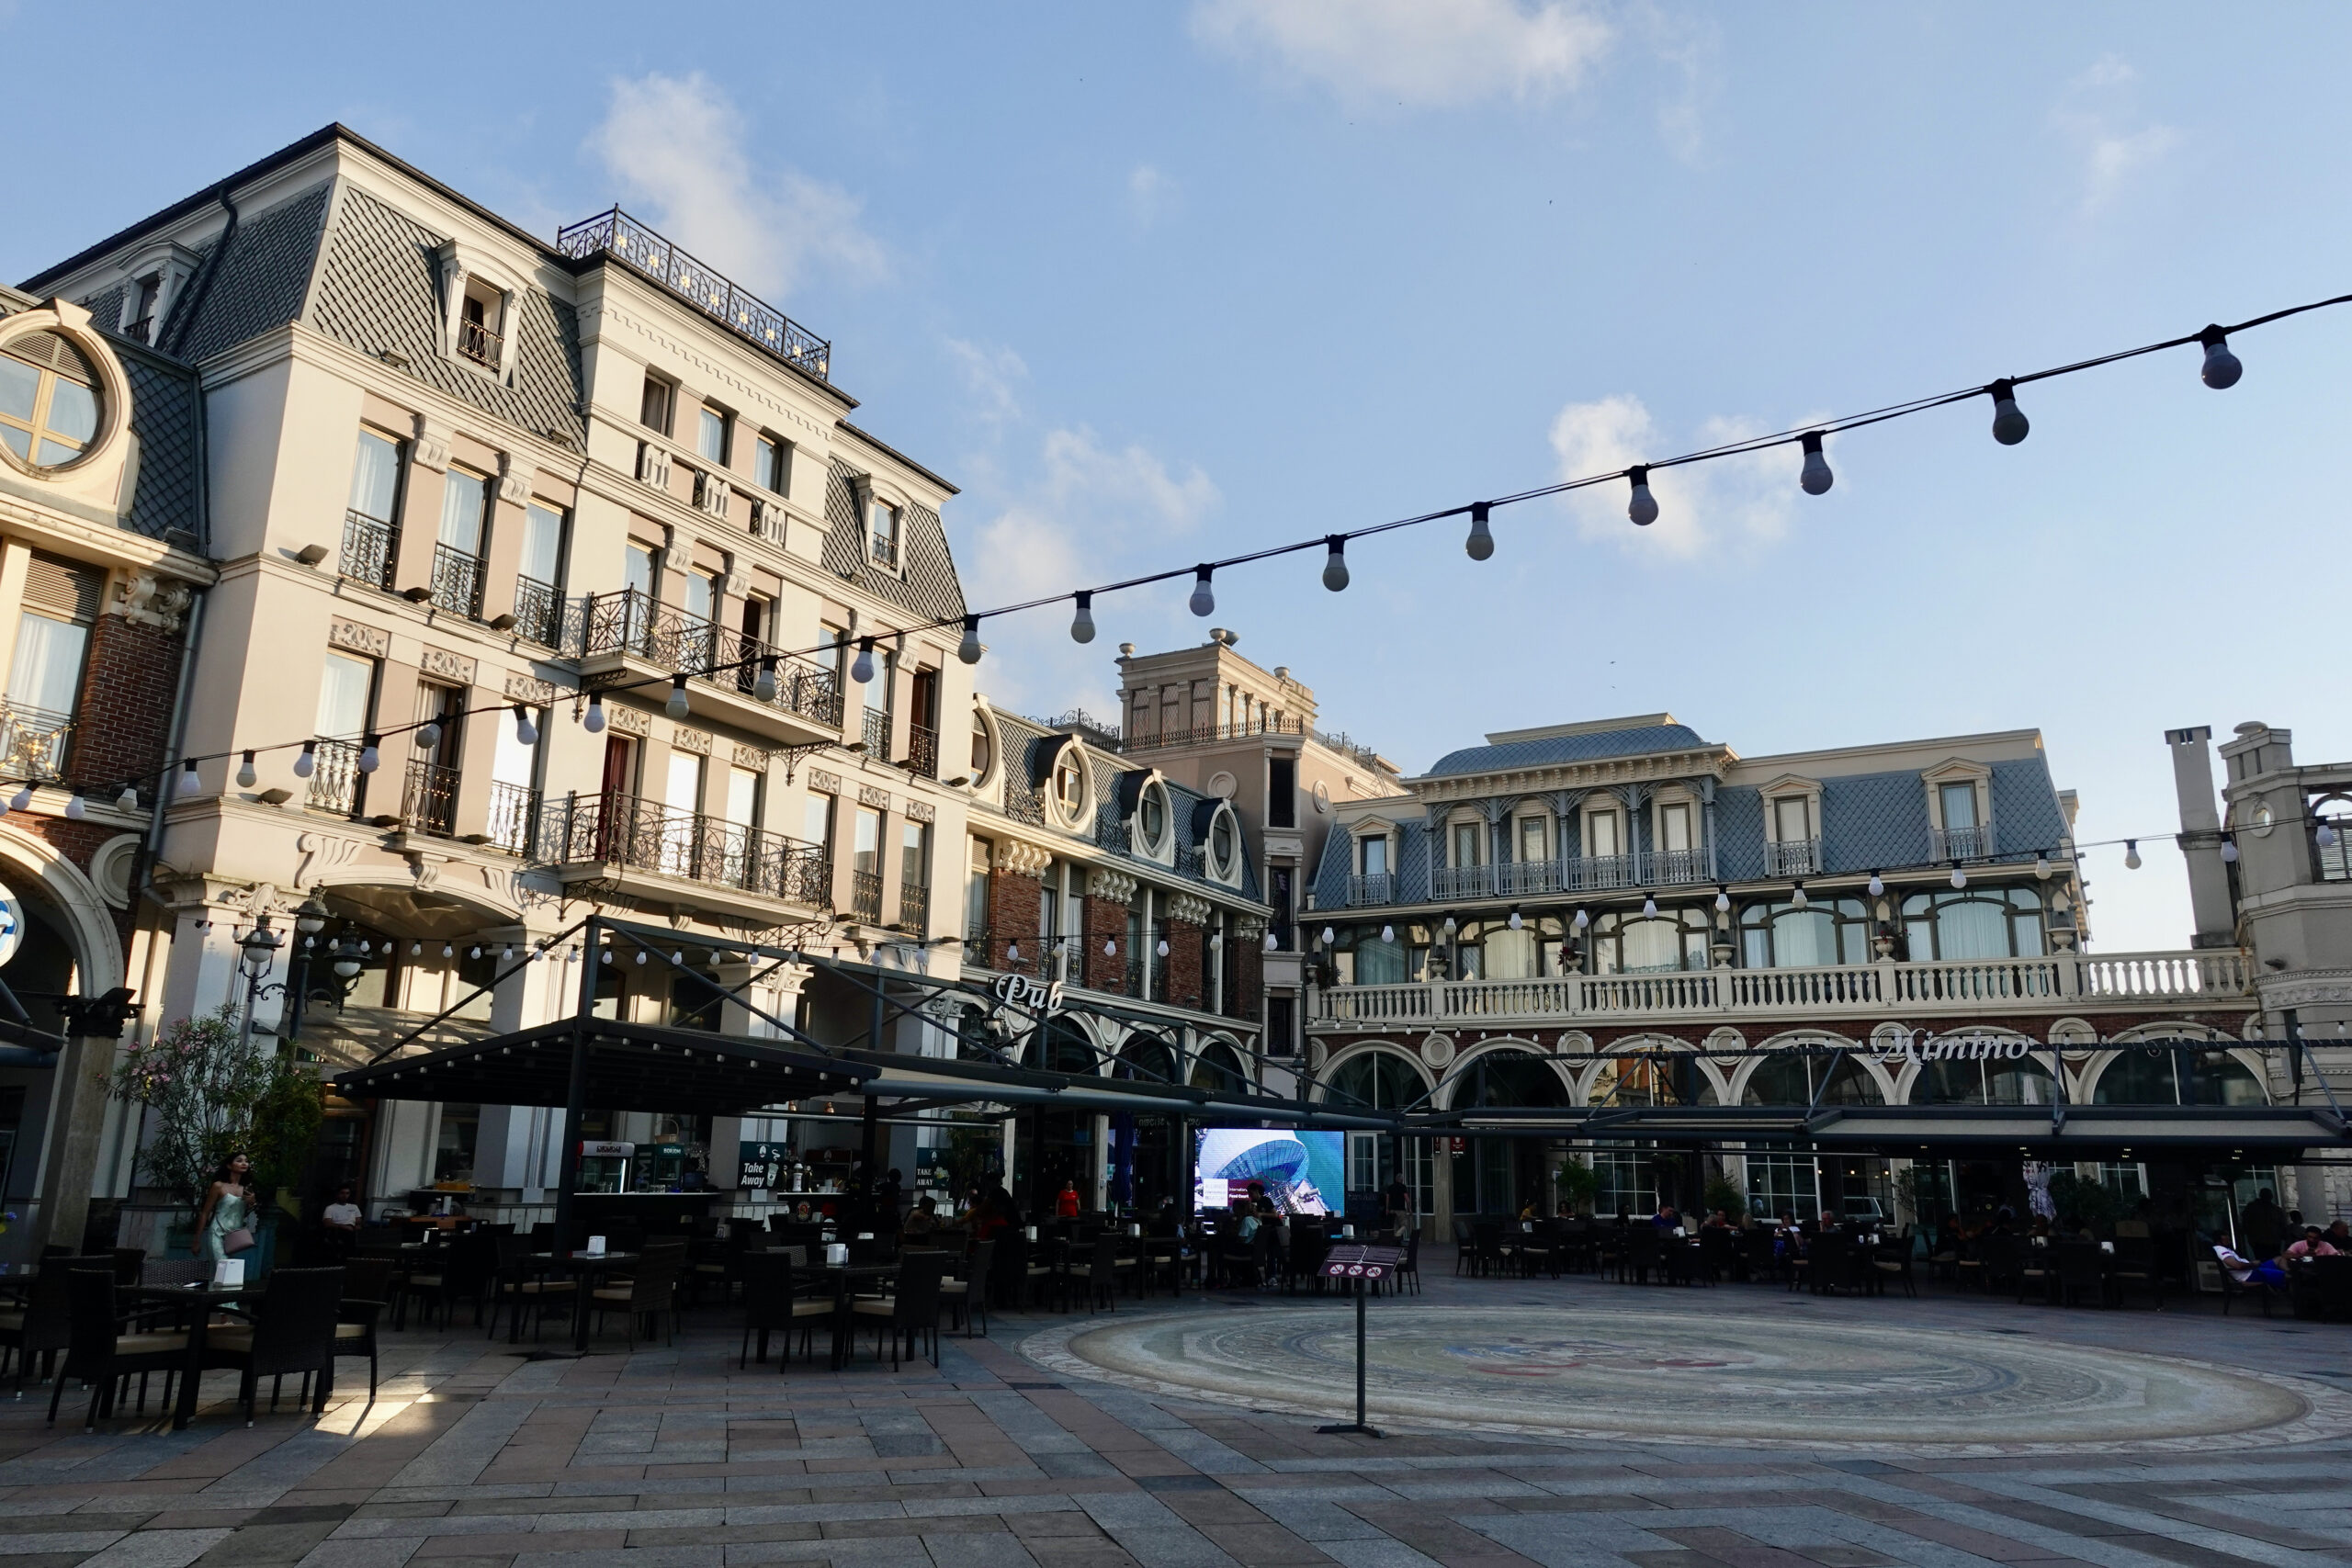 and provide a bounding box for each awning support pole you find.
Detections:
[553,915,600,1248]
